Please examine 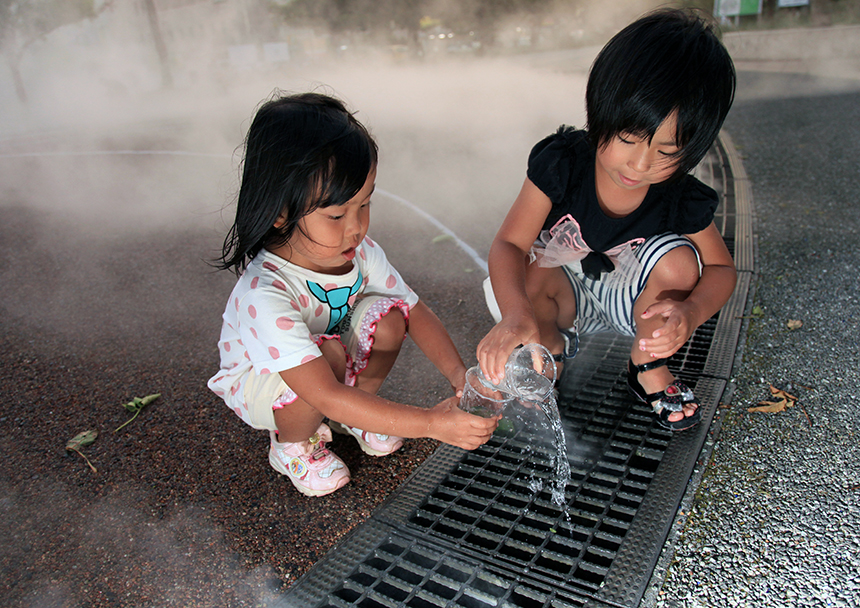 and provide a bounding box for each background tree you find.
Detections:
[274,0,560,51]
[0,0,112,103]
